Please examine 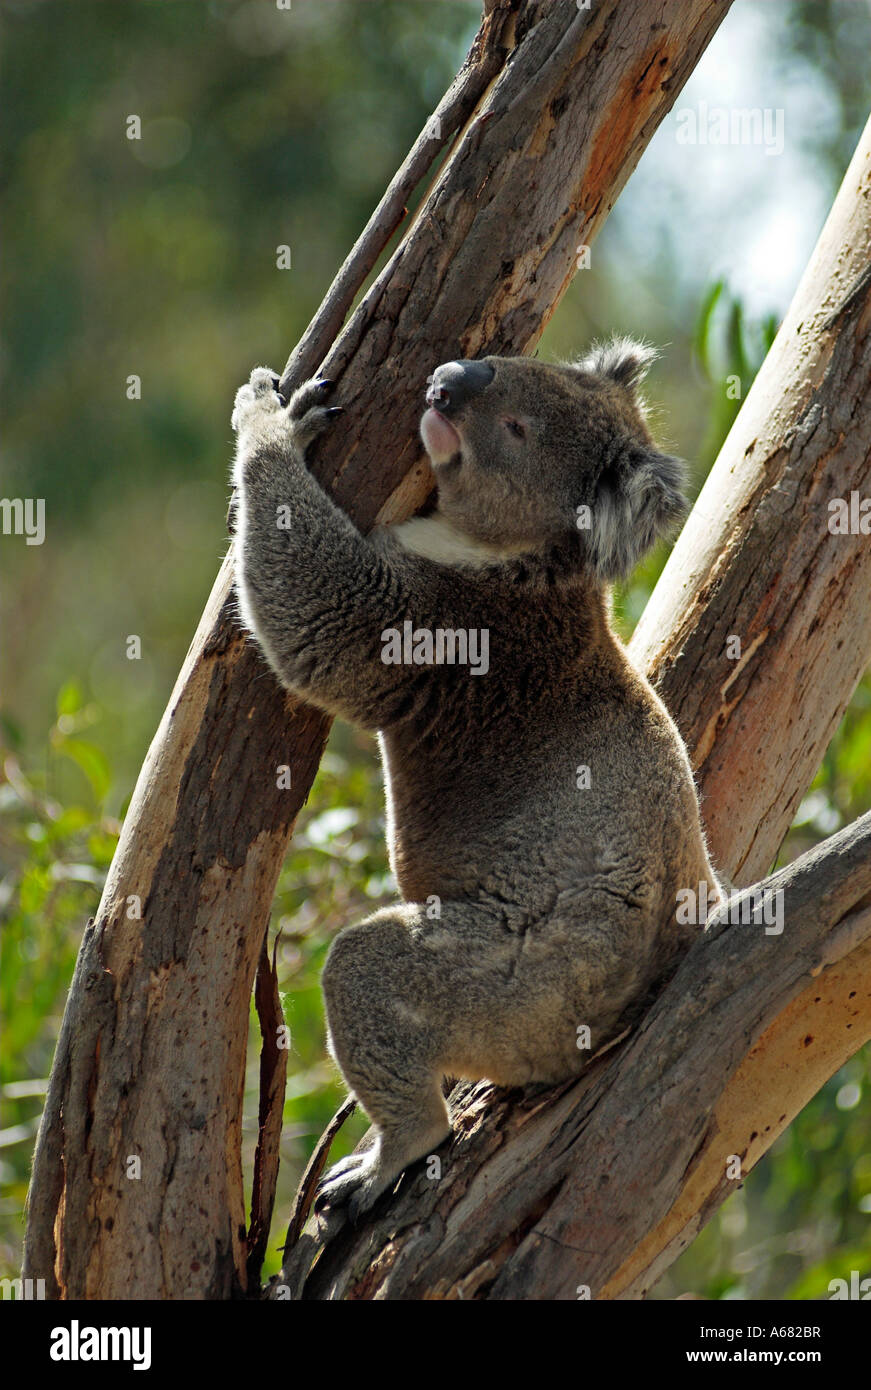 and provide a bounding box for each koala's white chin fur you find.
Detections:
[391,513,528,568]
